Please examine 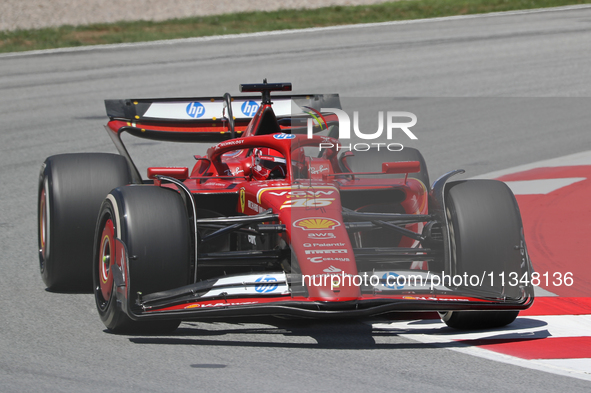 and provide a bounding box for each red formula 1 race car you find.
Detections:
[38,82,534,333]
